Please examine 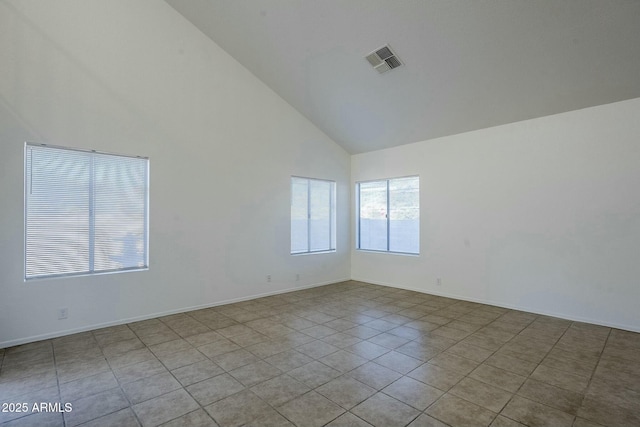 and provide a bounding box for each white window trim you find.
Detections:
[291,176,336,255]
[356,175,420,255]
[24,142,150,280]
